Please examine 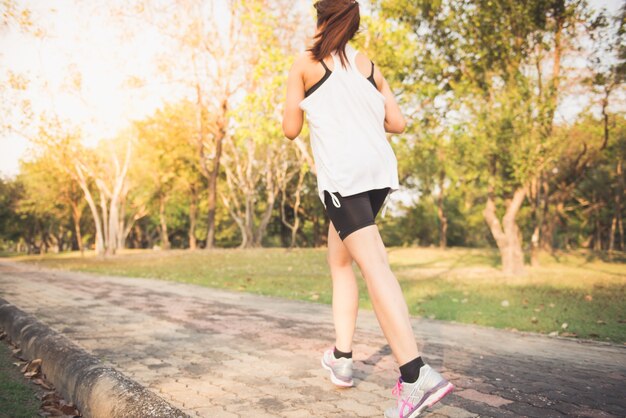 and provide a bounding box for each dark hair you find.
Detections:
[308,0,360,68]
